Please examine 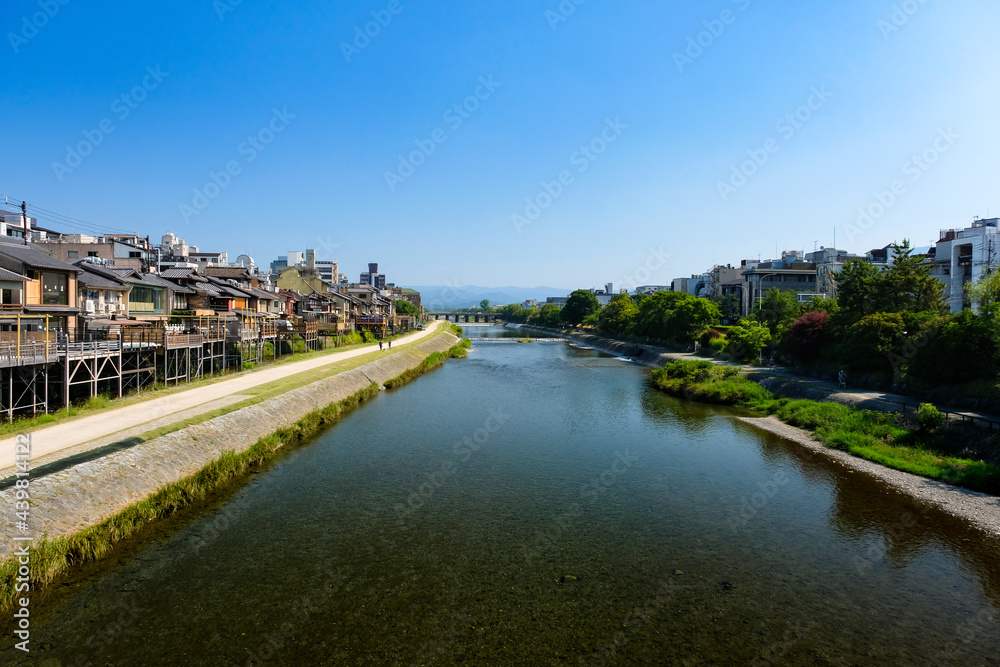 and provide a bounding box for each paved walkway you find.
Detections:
[0,321,448,471]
